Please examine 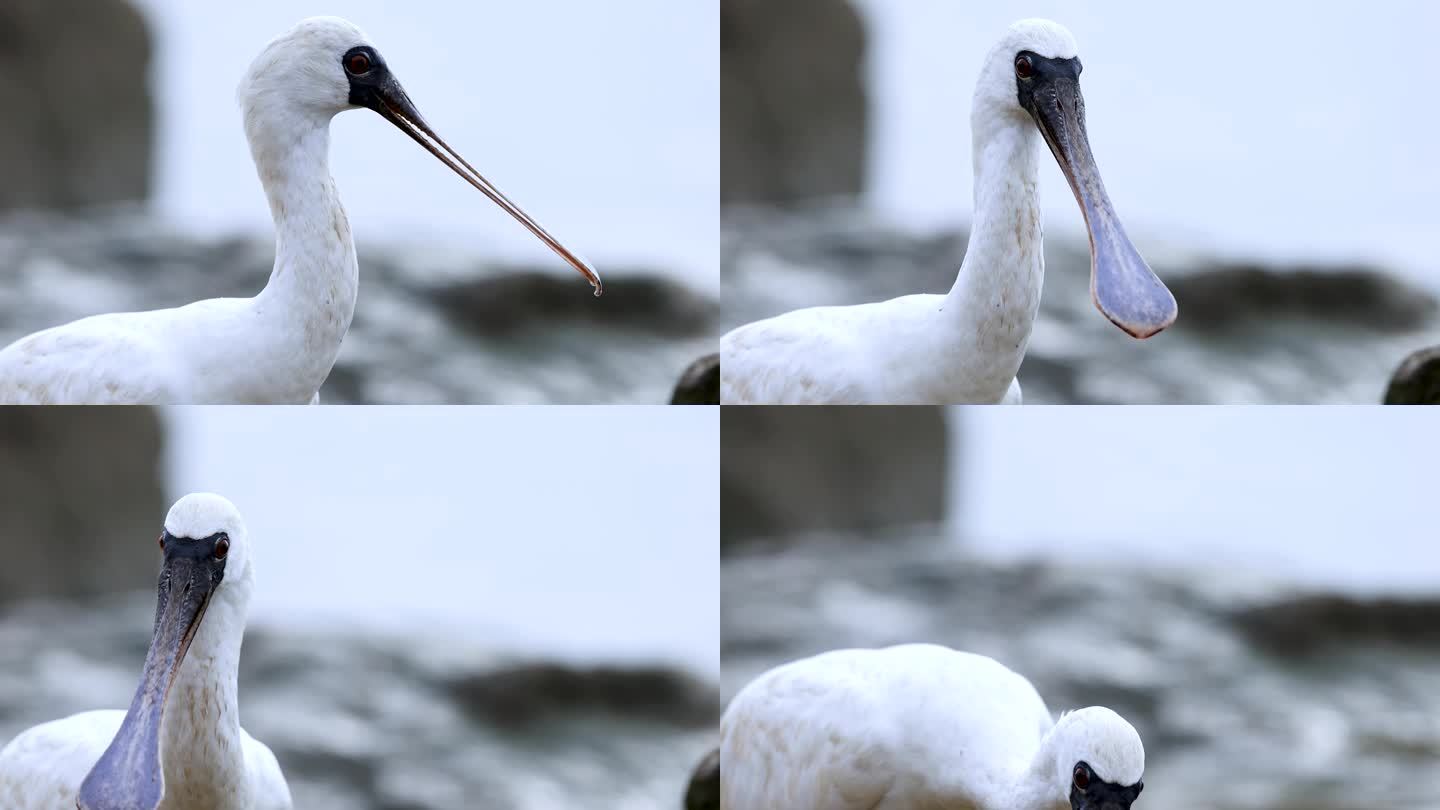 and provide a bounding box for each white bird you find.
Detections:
[0,493,291,810]
[0,16,602,405]
[720,19,1176,404]
[720,644,1145,810]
